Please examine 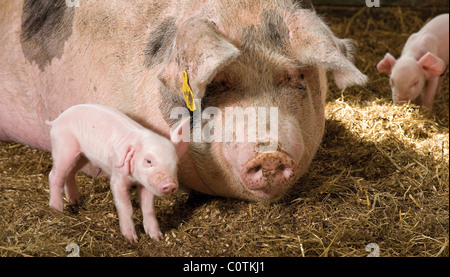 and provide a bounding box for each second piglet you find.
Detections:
[46,104,189,242]
[377,13,449,111]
